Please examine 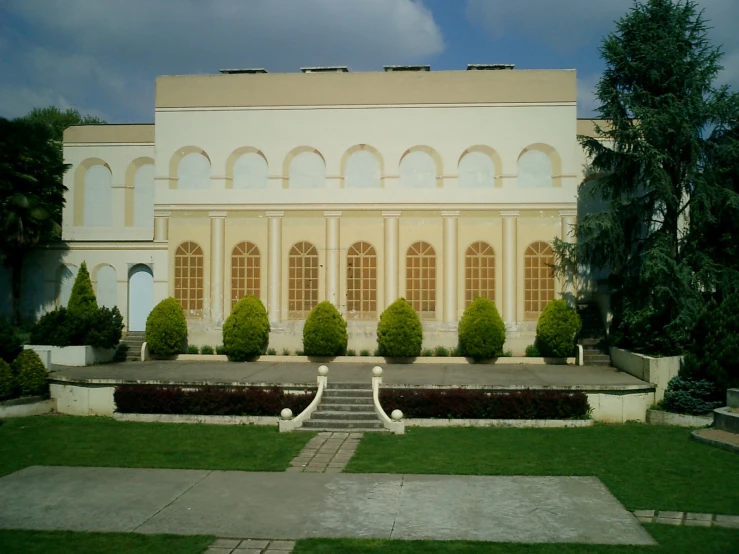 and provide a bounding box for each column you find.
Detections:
[383,211,400,309]
[153,211,170,242]
[325,211,341,308]
[267,211,283,326]
[209,211,226,324]
[442,211,459,324]
[501,210,519,326]
[560,209,577,304]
